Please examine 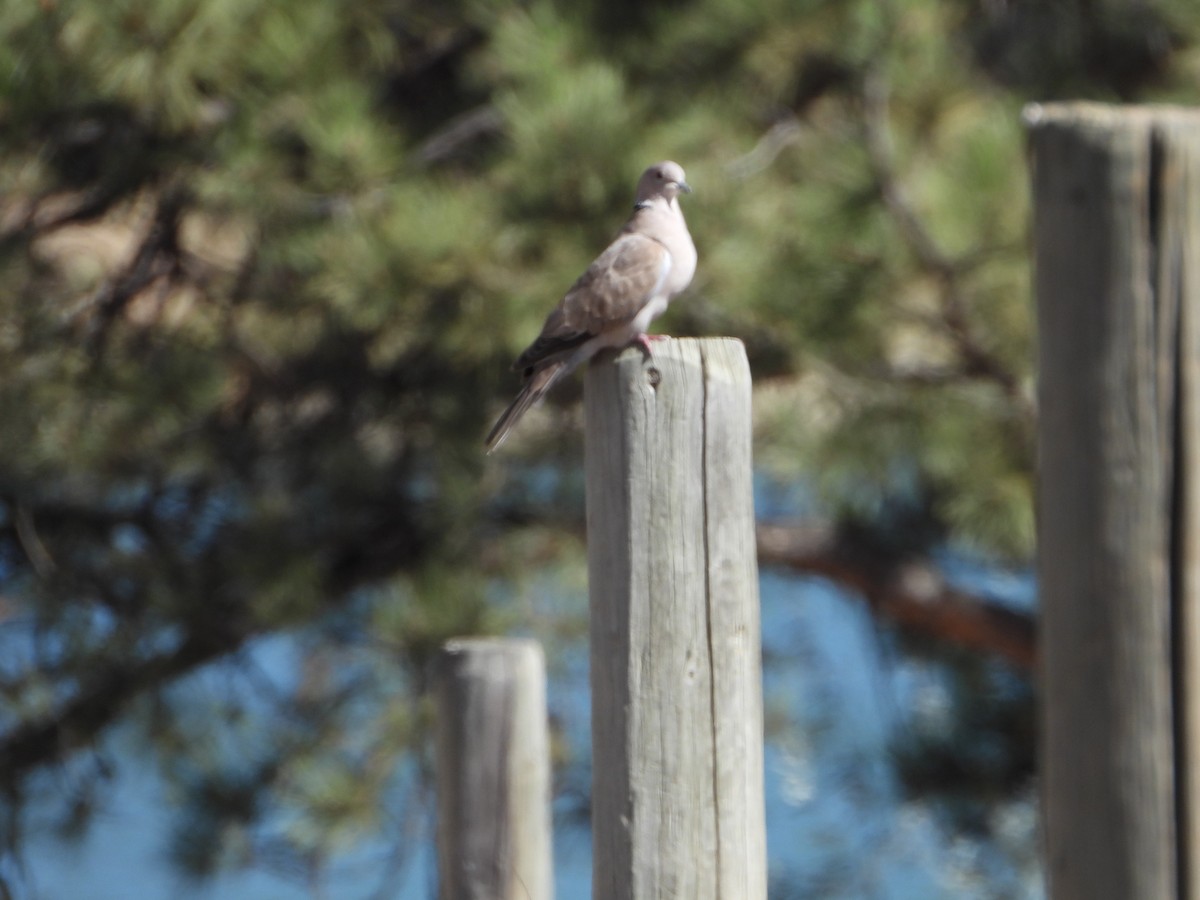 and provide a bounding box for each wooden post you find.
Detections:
[584,337,766,900]
[435,638,552,900]
[1182,119,1200,900]
[1028,102,1200,899]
